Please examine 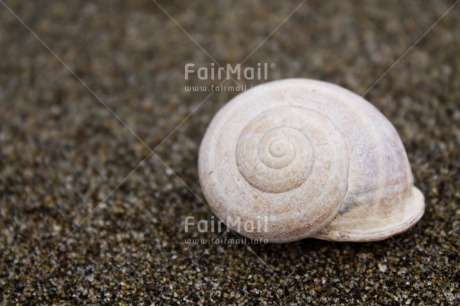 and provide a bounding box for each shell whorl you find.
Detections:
[236,110,315,194]
[198,79,425,243]
[233,107,350,239]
